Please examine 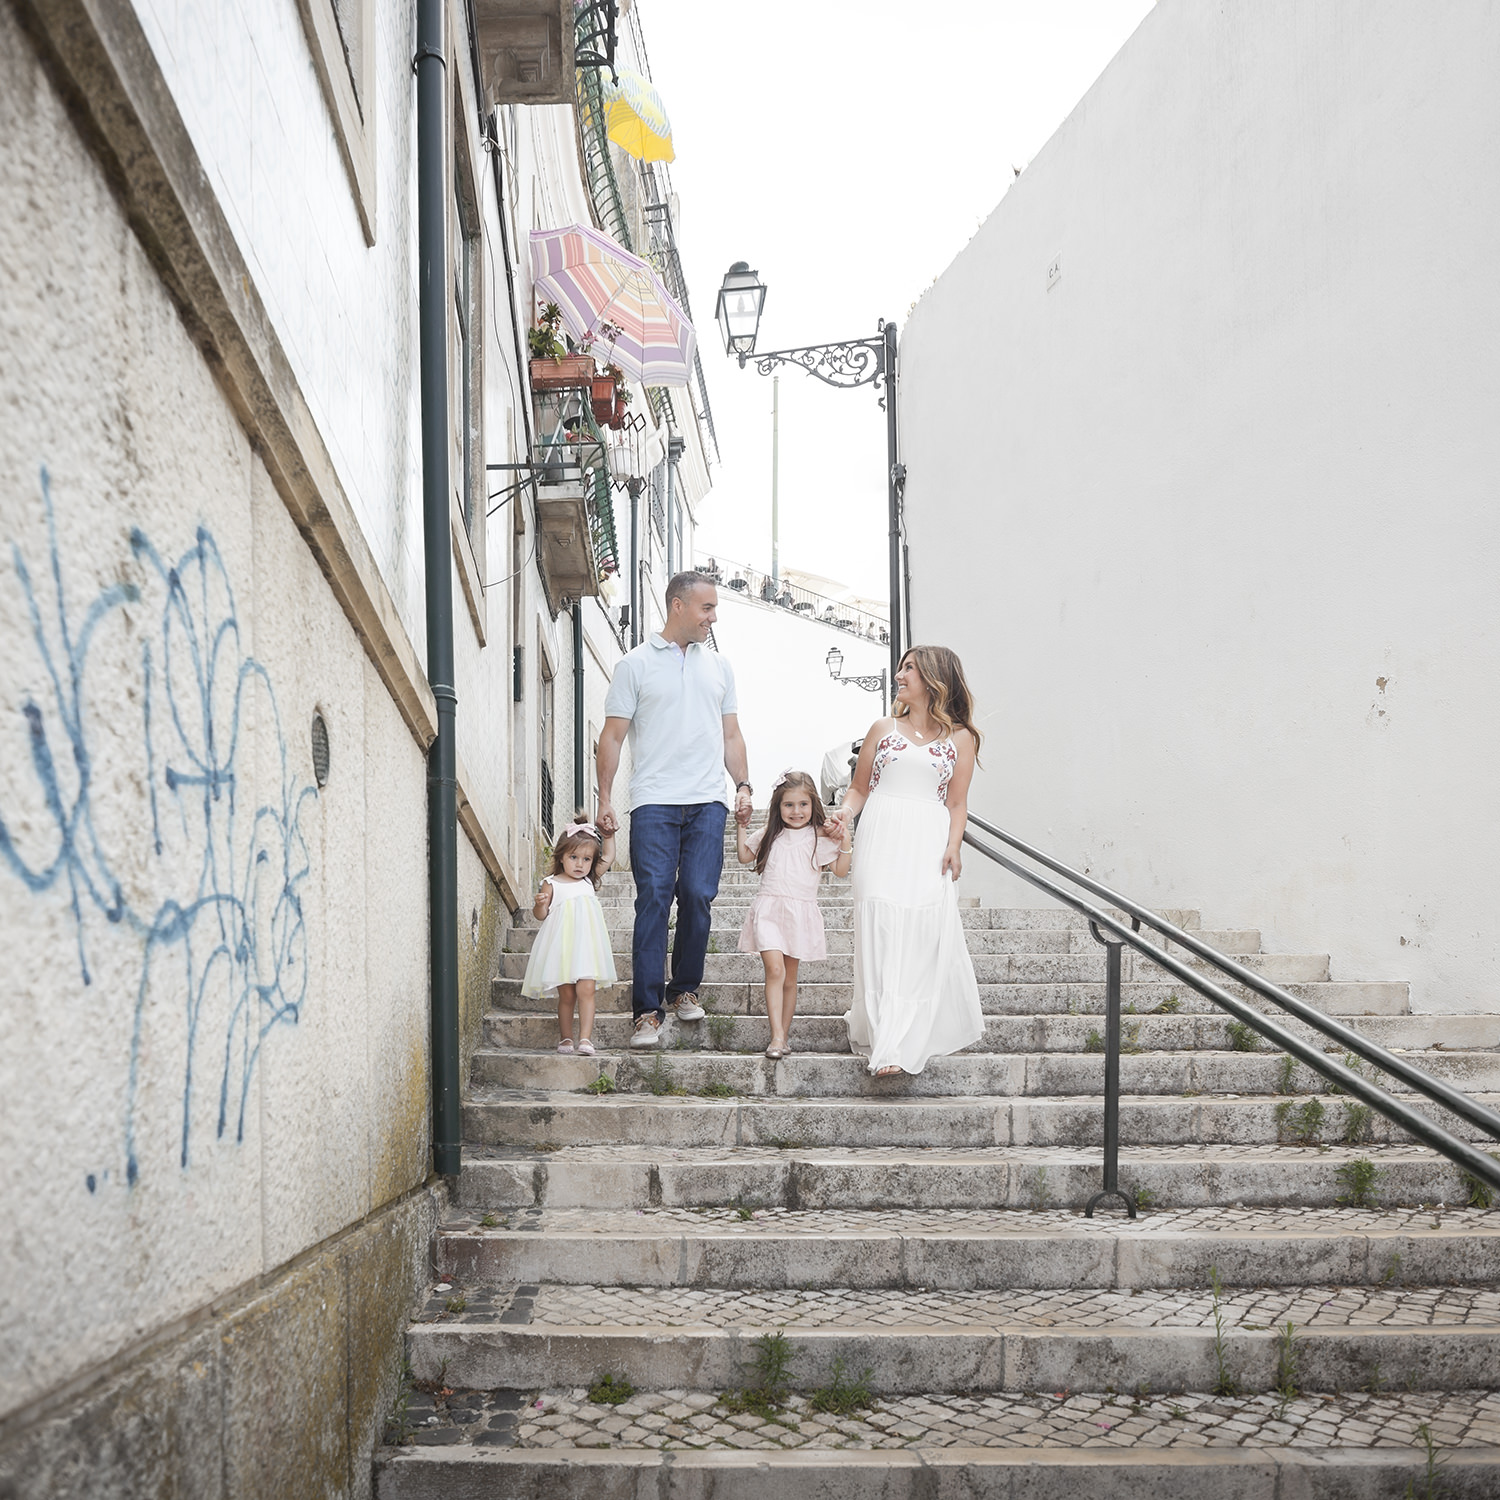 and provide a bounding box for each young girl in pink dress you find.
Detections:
[736,771,852,1059]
